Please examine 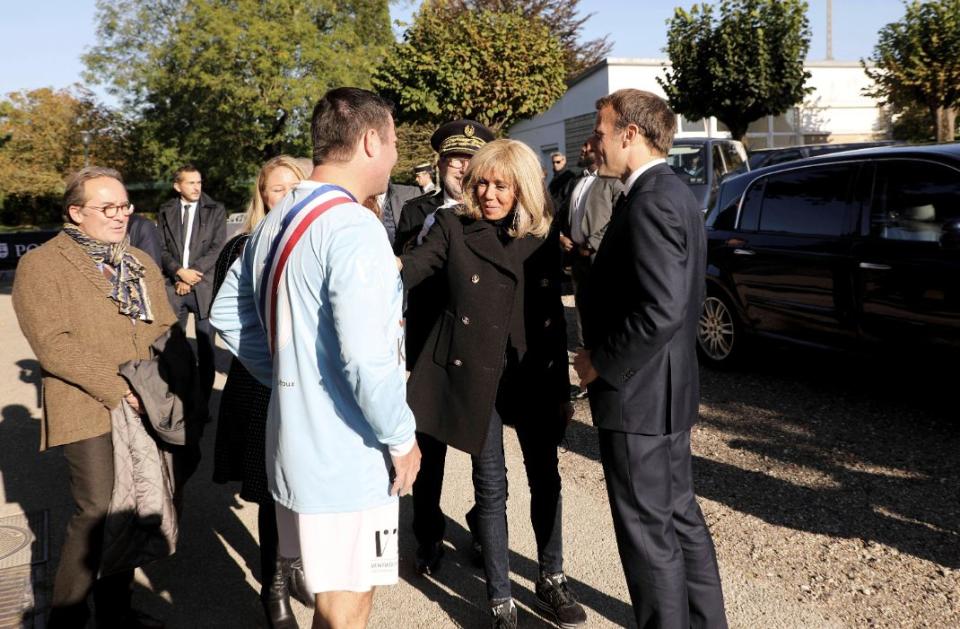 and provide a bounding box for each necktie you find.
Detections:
[182,204,192,242]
